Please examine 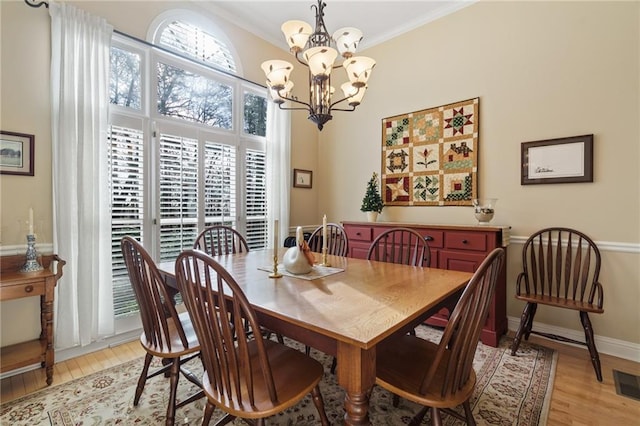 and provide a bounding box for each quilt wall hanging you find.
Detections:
[381,97,479,206]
